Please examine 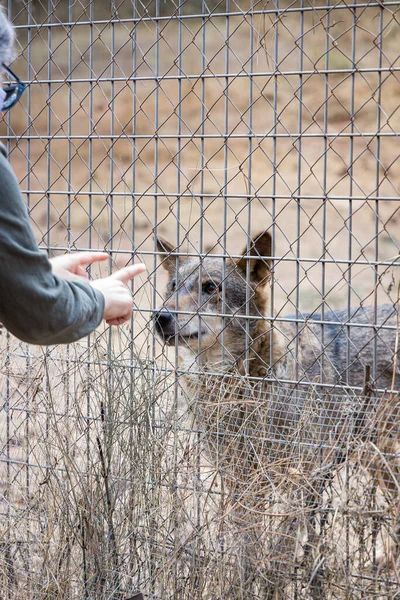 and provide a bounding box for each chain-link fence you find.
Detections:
[1,1,400,598]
